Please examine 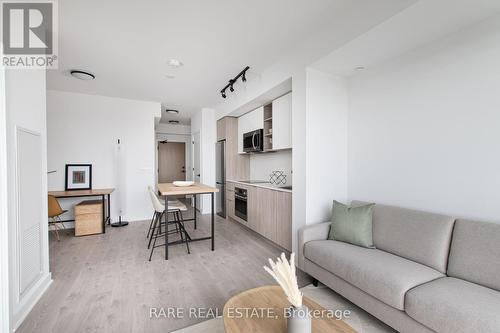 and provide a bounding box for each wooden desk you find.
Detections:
[157,182,218,260]
[48,188,114,233]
